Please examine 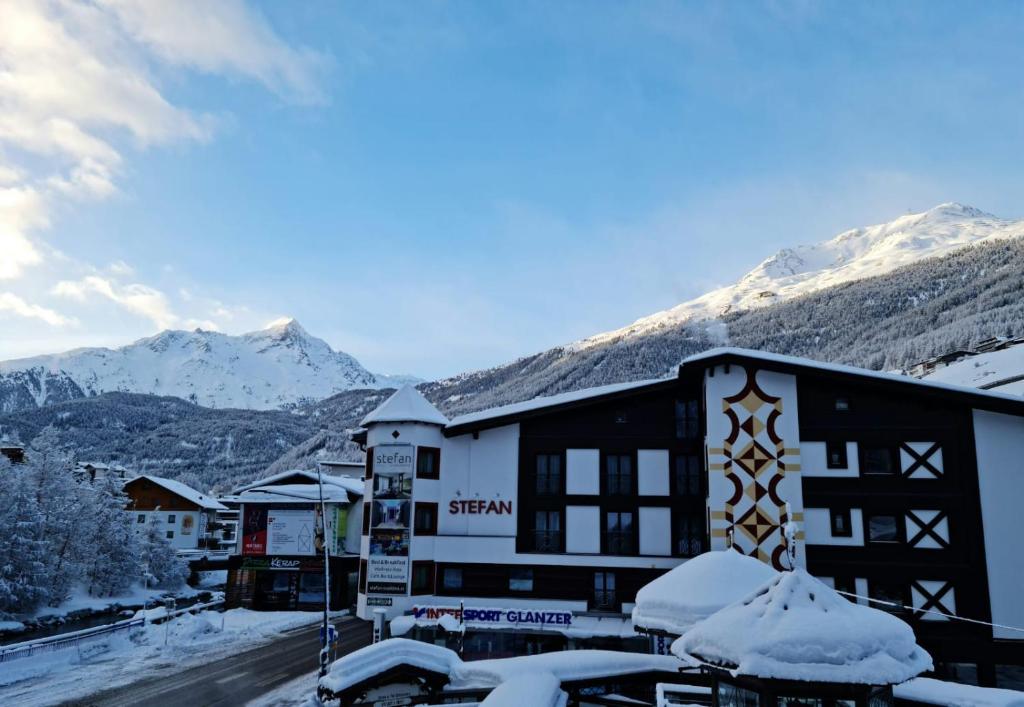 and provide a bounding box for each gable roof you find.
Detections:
[361,384,449,427]
[684,347,1024,414]
[125,475,226,510]
[442,347,1024,436]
